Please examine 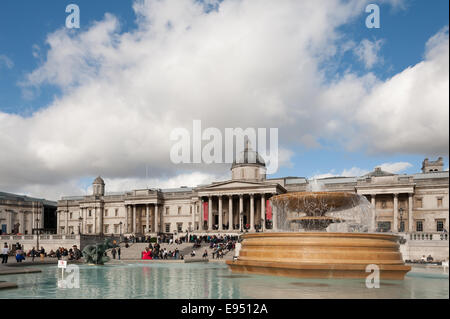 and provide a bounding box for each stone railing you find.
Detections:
[409,232,448,241]
[0,234,81,241]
